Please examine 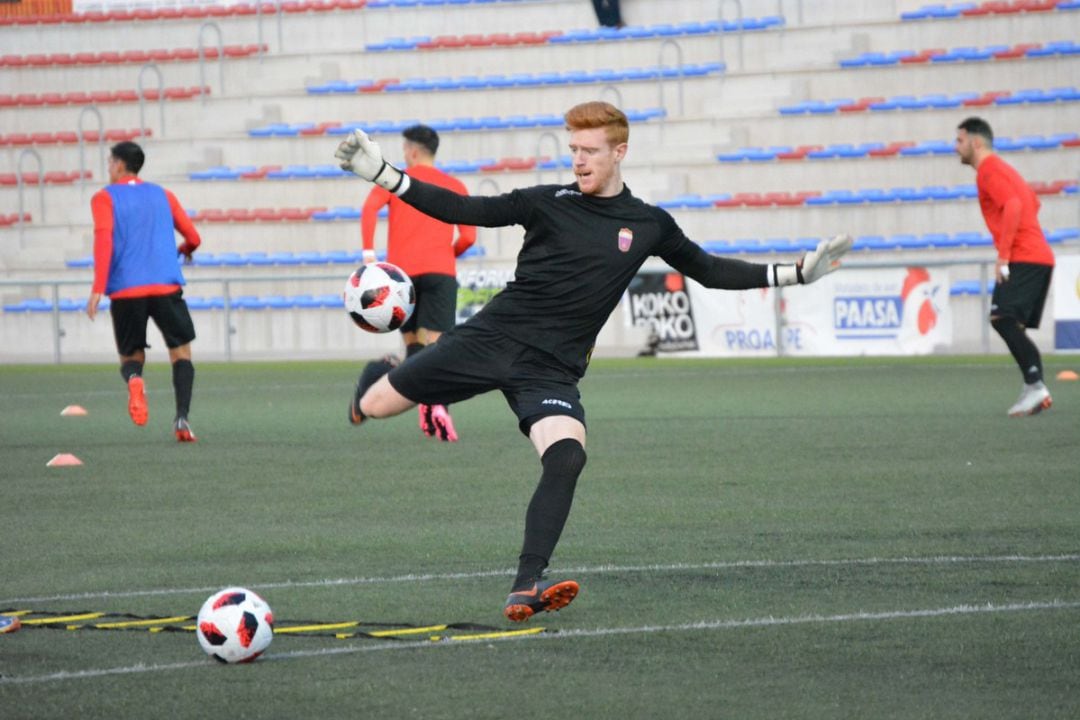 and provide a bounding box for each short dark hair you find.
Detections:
[402,124,439,156]
[957,117,993,146]
[110,141,145,174]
